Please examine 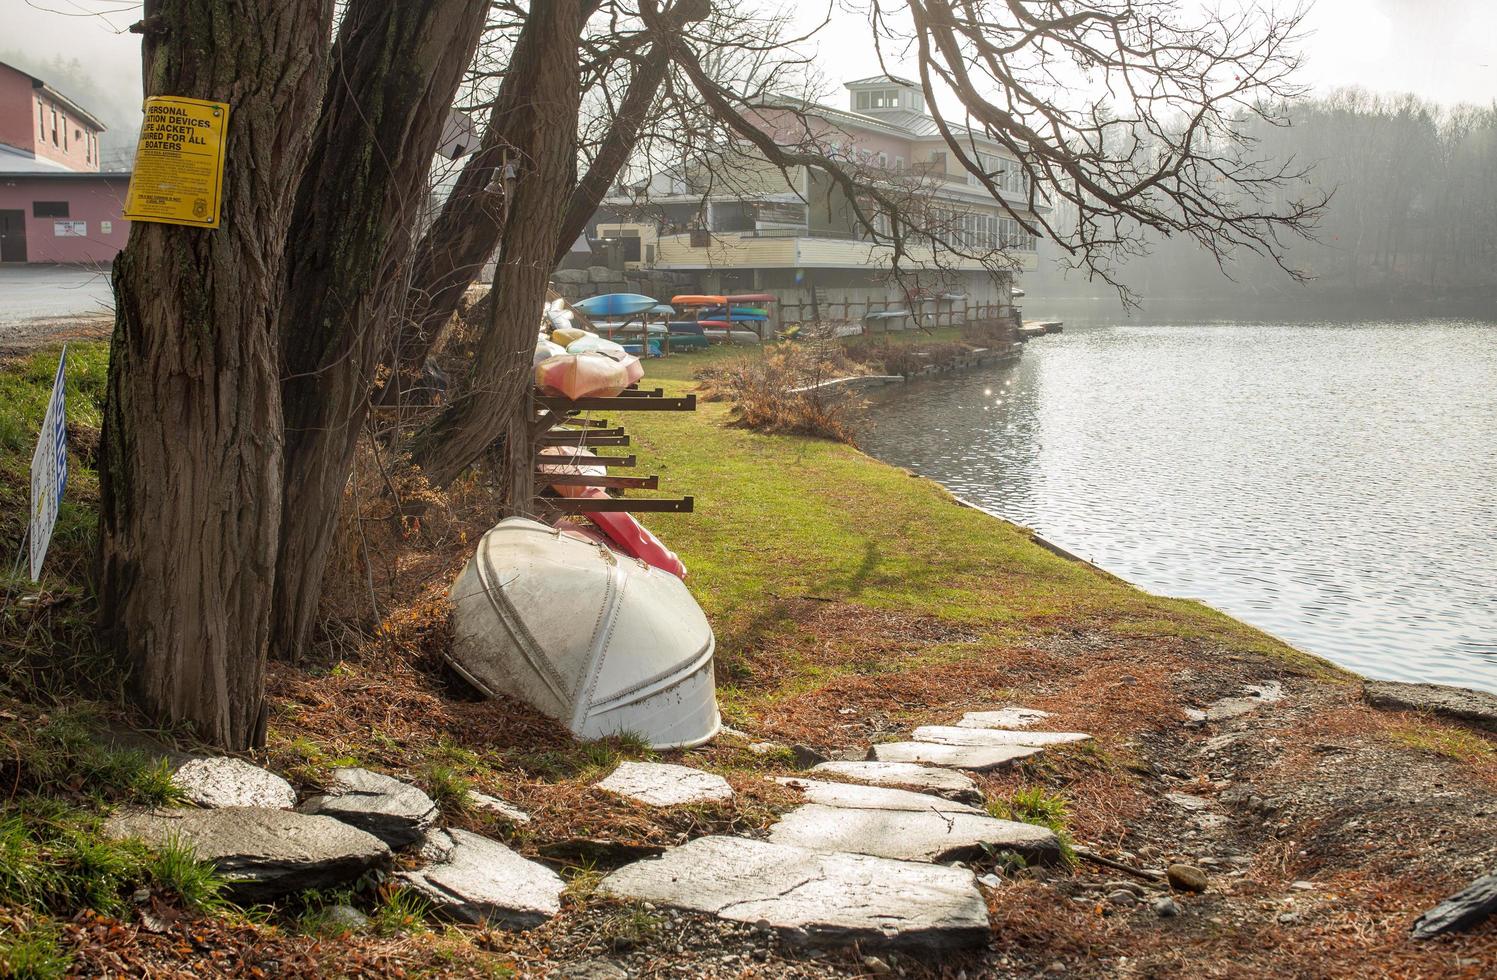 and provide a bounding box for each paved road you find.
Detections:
[0,264,115,352]
[1,264,115,323]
